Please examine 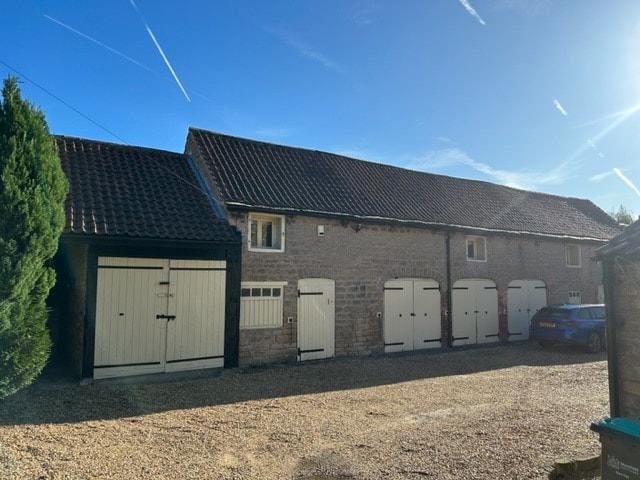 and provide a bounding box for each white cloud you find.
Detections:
[614,168,640,197]
[267,28,345,74]
[589,171,613,182]
[352,4,380,26]
[458,0,487,26]
[553,99,568,116]
[404,146,582,191]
